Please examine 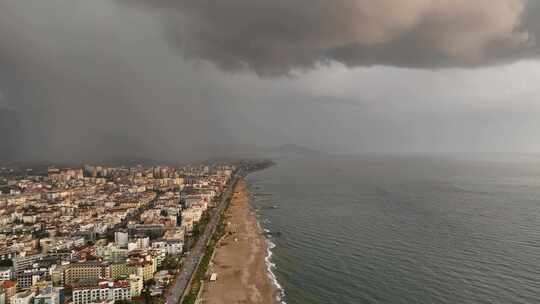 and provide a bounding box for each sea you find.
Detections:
[246,155,540,304]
